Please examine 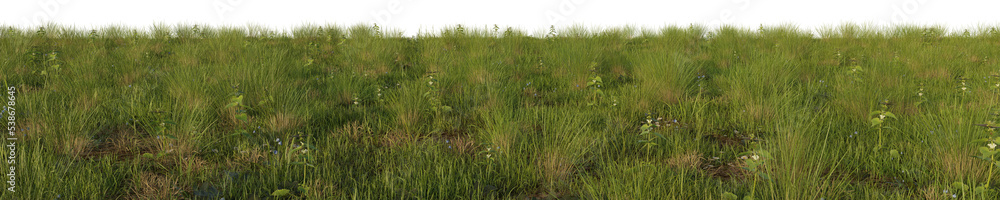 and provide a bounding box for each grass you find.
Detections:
[2,23,1000,199]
